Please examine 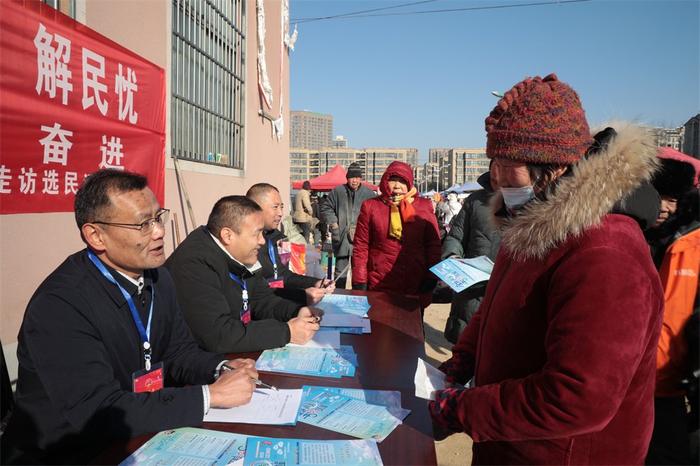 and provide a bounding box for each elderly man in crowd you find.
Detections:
[319,162,375,288]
